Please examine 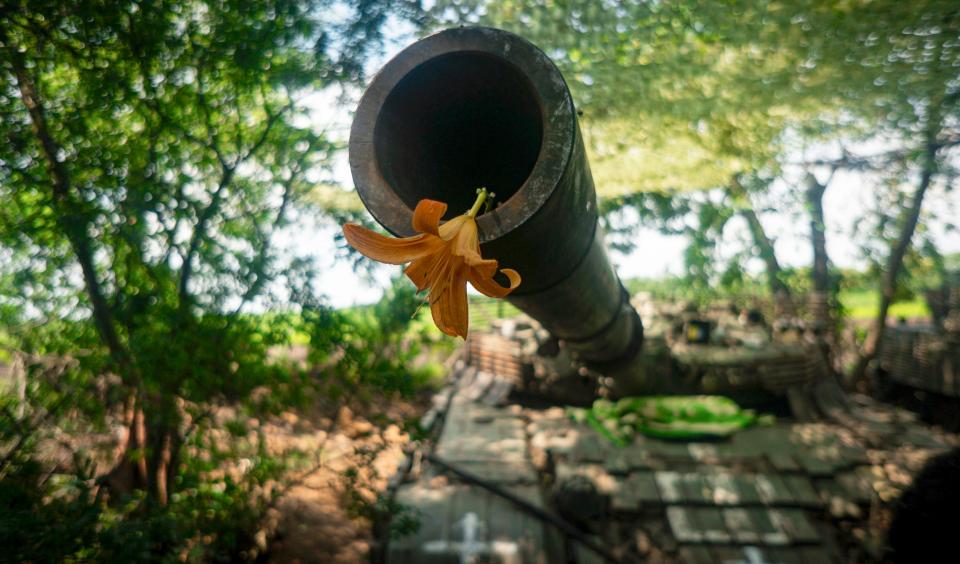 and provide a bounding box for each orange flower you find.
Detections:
[342,189,521,338]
